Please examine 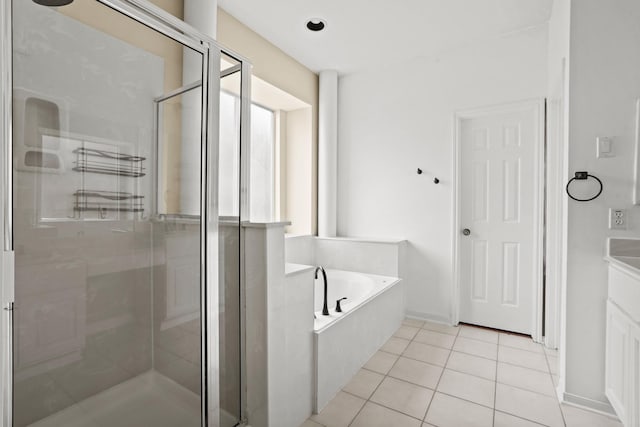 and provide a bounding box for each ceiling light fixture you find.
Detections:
[306,19,326,32]
[32,0,74,6]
